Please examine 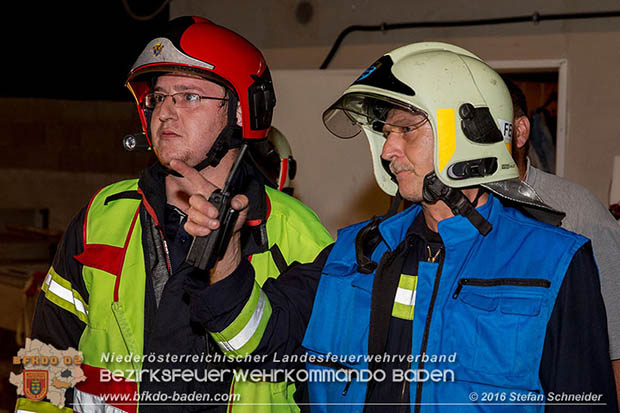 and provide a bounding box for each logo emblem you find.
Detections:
[356,65,378,82]
[24,370,48,401]
[152,42,164,56]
